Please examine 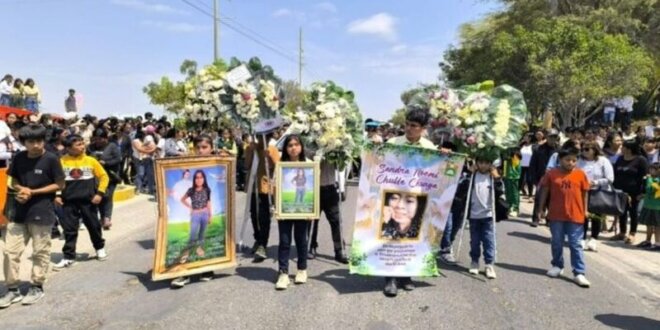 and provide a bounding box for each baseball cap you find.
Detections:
[547,128,560,137]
